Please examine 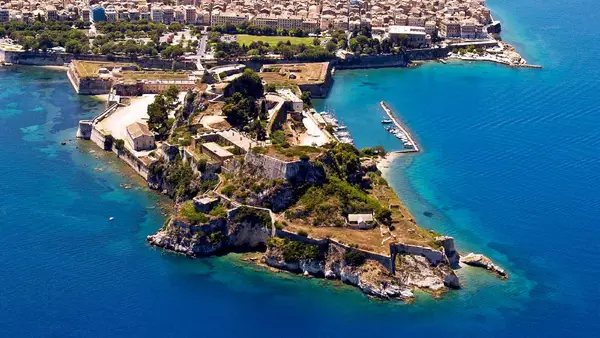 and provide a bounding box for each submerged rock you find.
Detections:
[461,253,508,279]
